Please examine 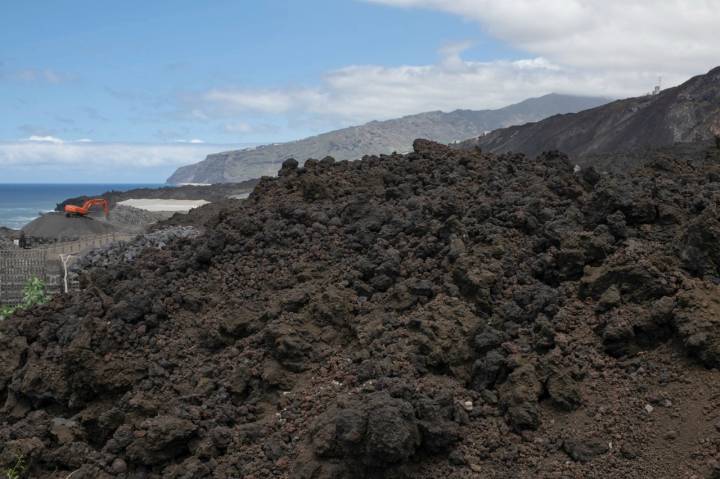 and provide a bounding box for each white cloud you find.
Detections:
[189,109,210,121]
[7,68,75,84]
[365,0,719,73]
[193,1,717,128]
[223,122,253,134]
[0,136,263,181]
[438,41,475,71]
[197,51,666,125]
[203,89,327,115]
[0,140,225,169]
[26,135,64,144]
[221,122,284,137]
[173,138,205,144]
